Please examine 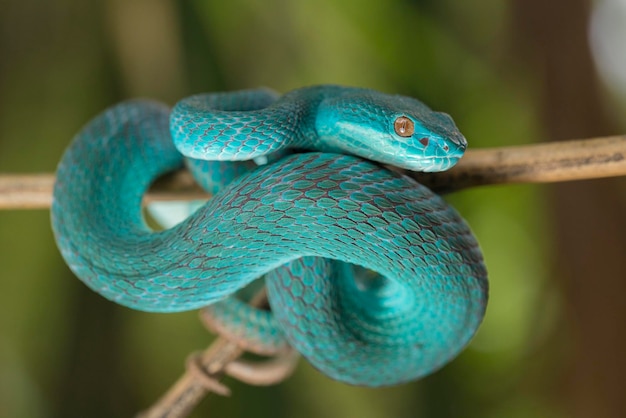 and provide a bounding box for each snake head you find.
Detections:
[315,89,467,172]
